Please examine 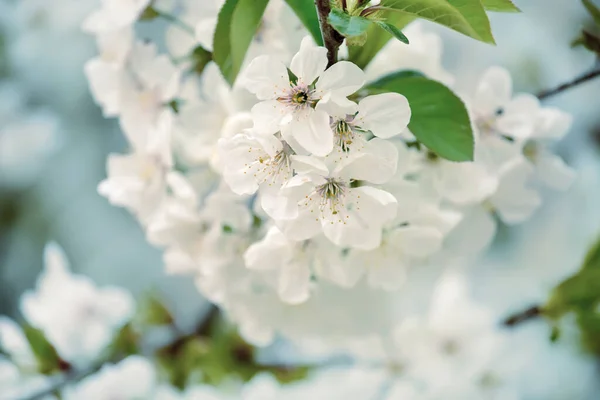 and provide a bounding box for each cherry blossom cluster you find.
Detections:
[83,0,575,347]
